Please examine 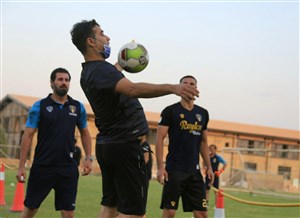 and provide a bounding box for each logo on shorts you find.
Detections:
[202,199,208,208]
[171,201,176,207]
